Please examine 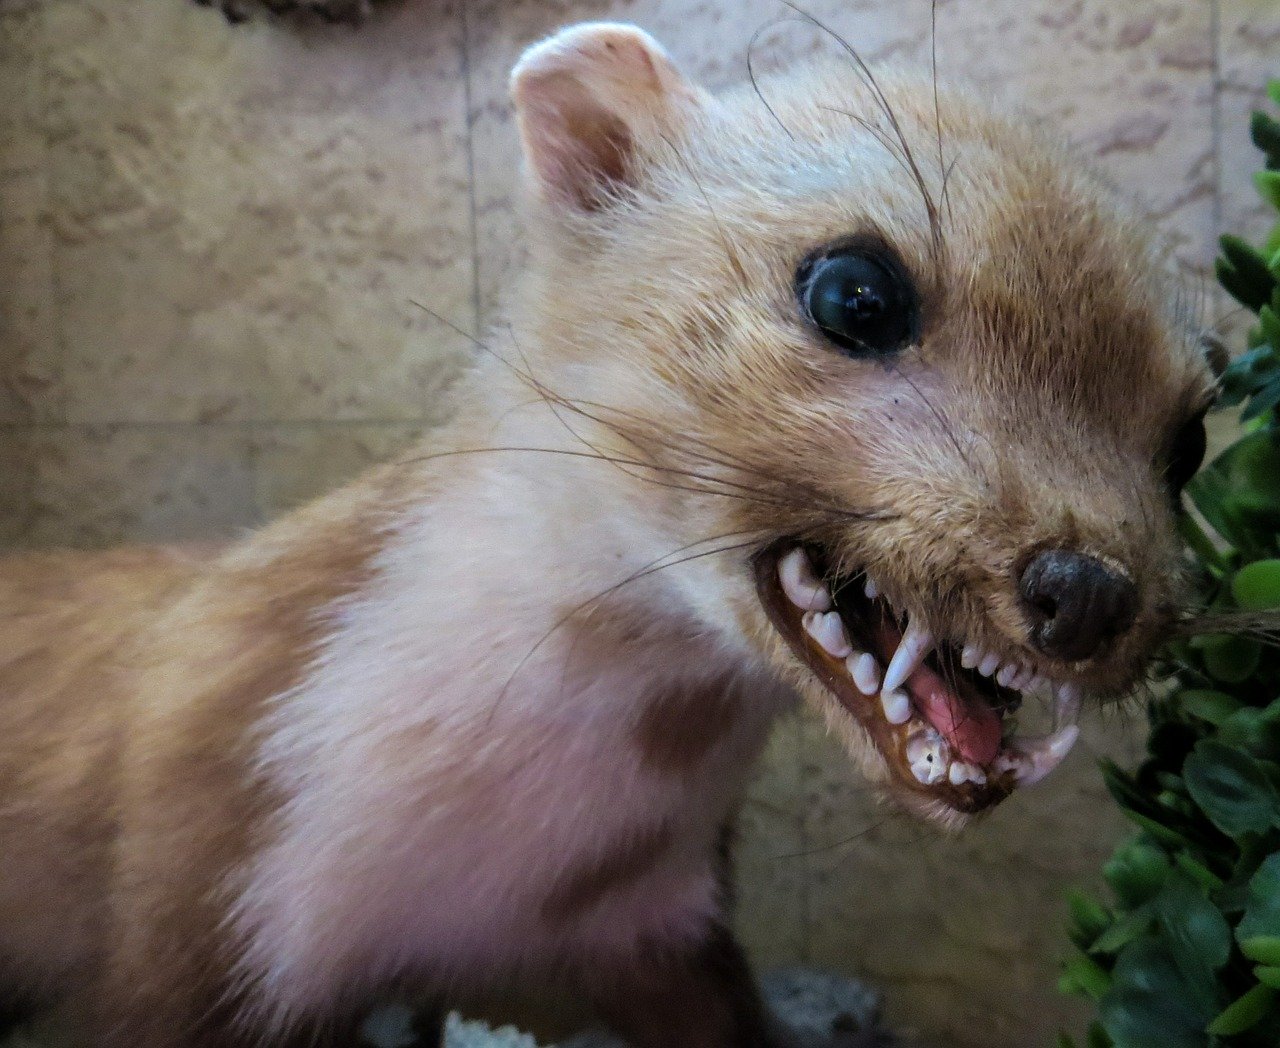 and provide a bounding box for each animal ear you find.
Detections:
[510,23,706,213]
